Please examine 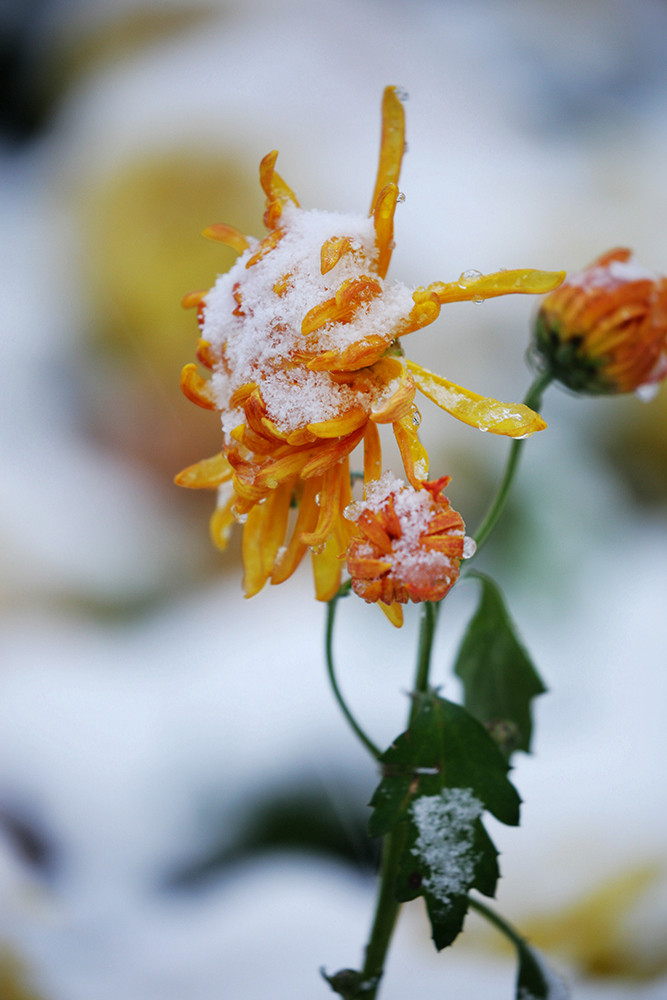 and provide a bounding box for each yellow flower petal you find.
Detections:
[305,334,389,372]
[320,236,354,275]
[430,268,566,305]
[201,223,250,253]
[307,405,368,439]
[179,363,217,410]
[372,182,399,280]
[311,533,344,602]
[271,478,320,586]
[363,423,382,486]
[392,412,429,487]
[406,361,547,437]
[370,86,405,218]
[242,480,294,597]
[369,357,416,424]
[379,601,404,628]
[300,464,342,548]
[209,491,235,551]
[174,452,233,489]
